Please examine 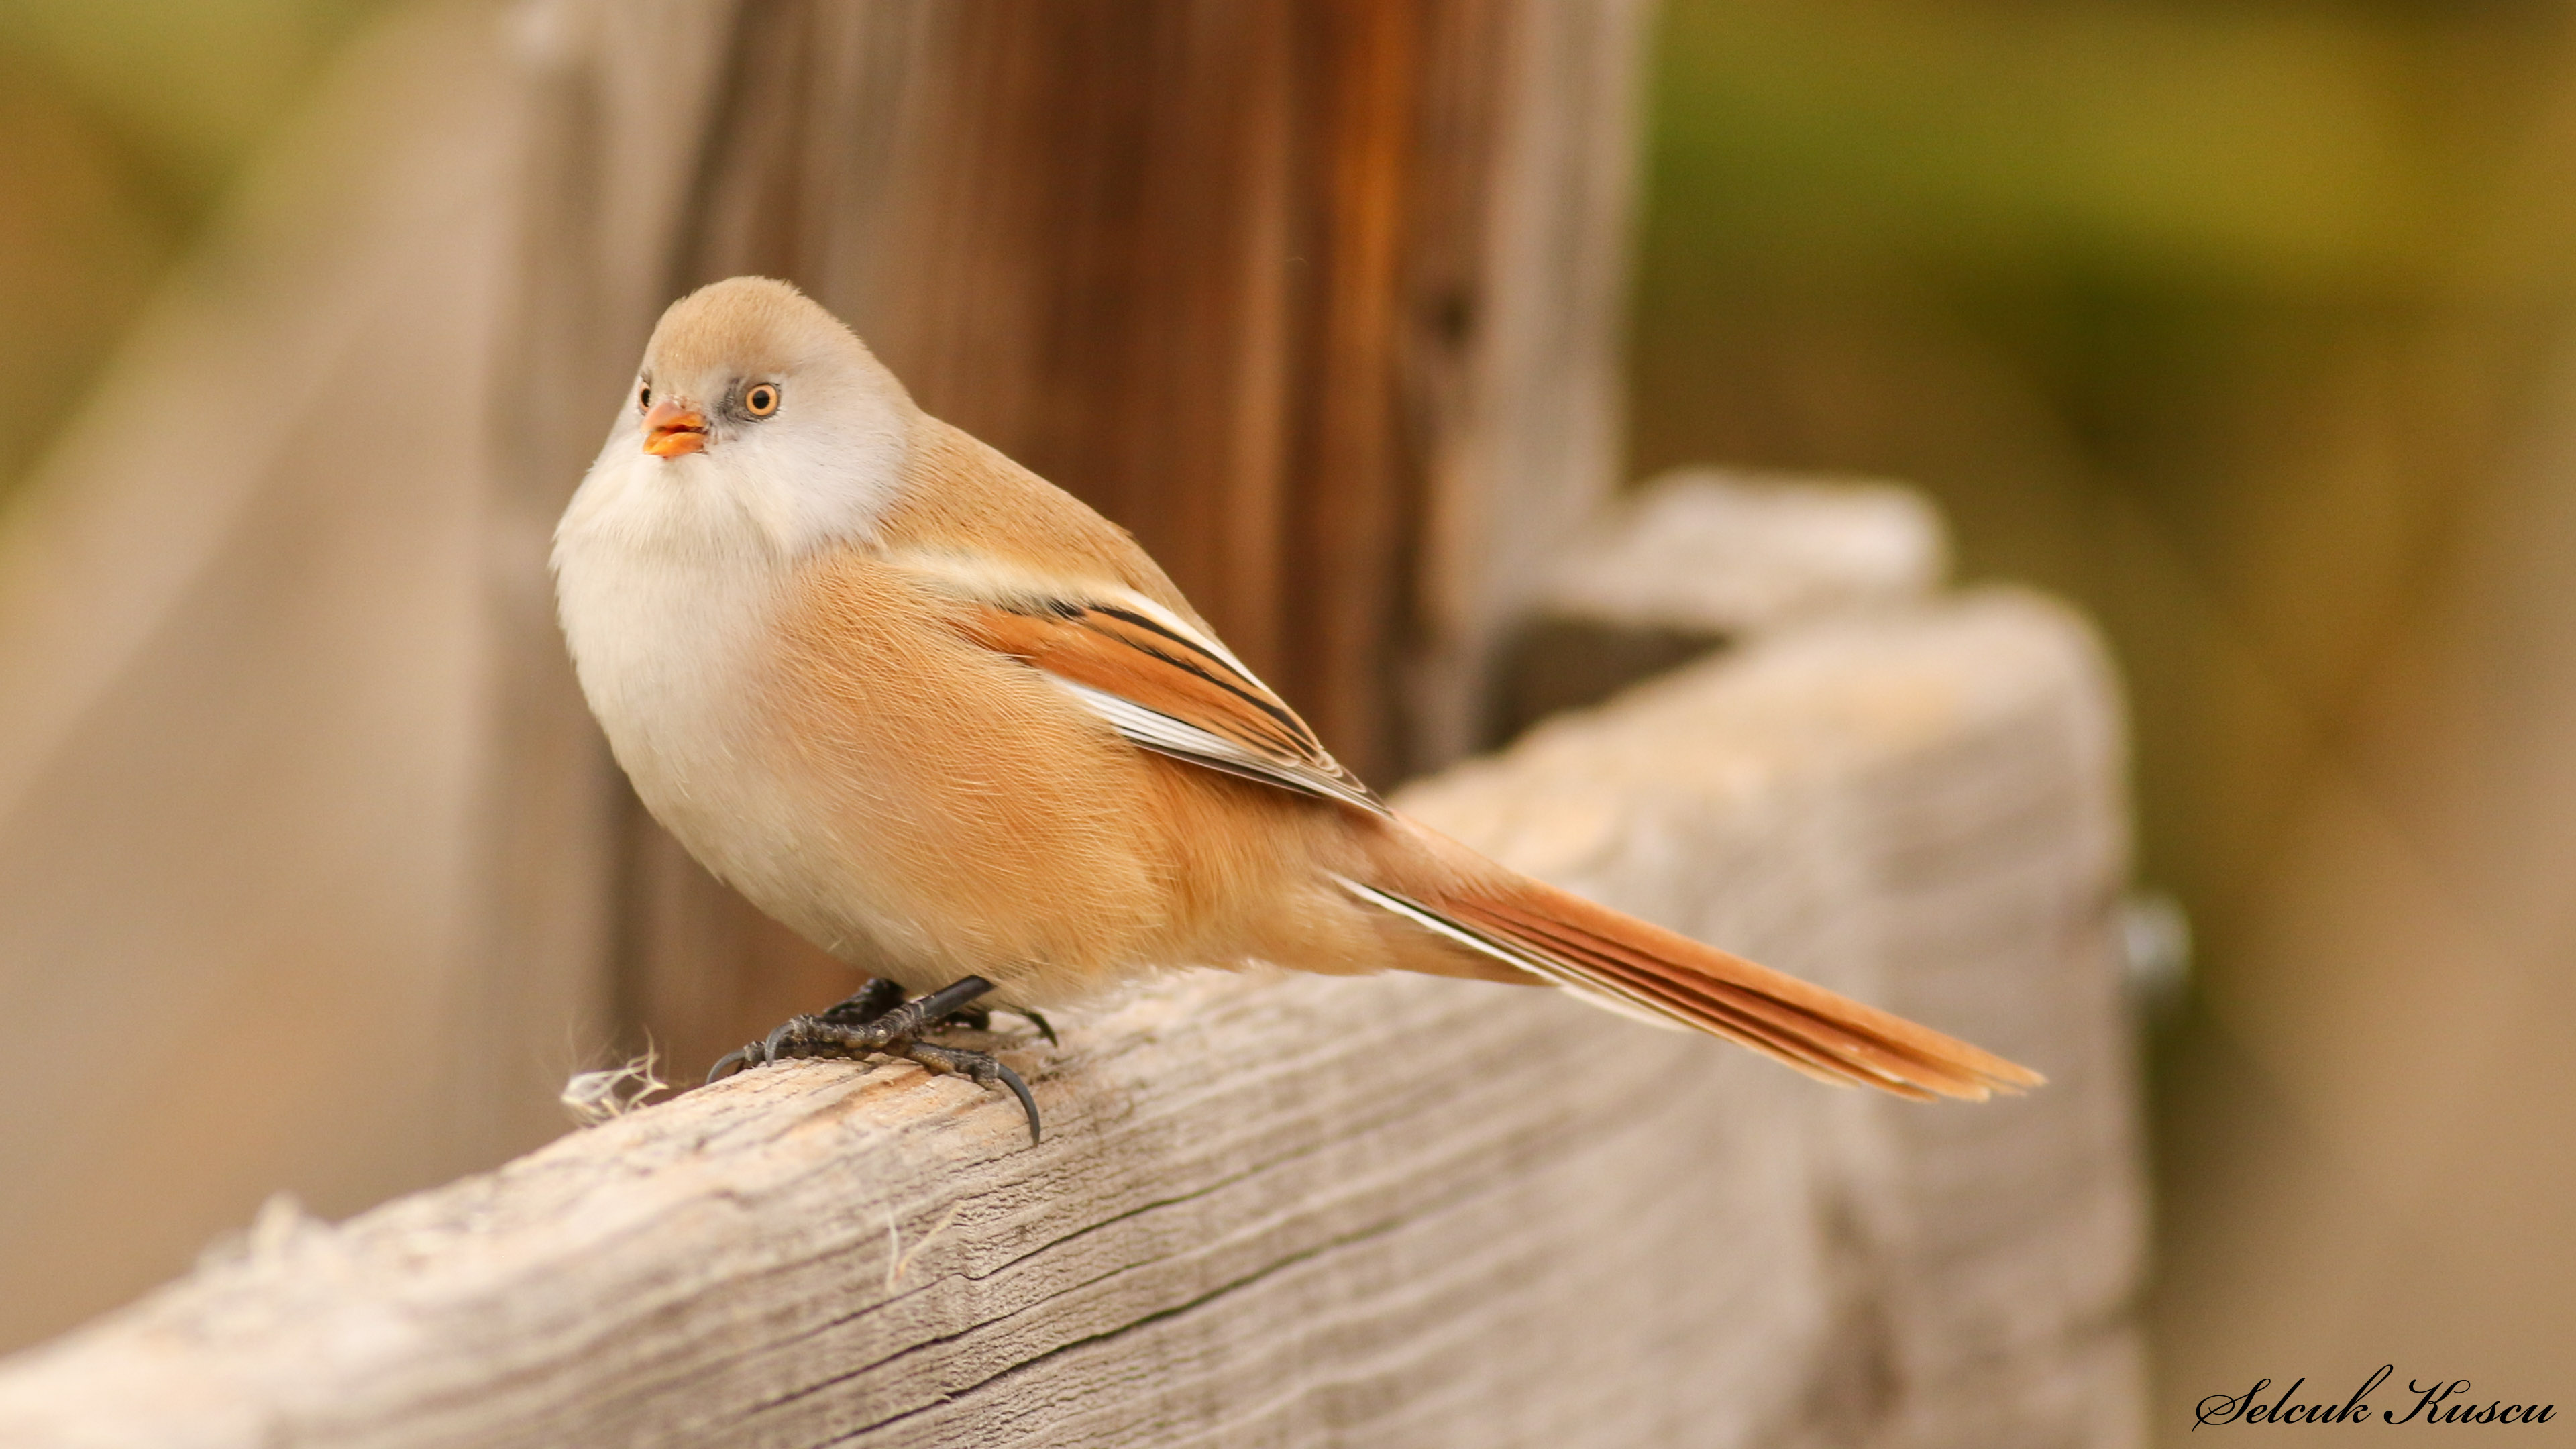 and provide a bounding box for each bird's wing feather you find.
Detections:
[901,552,1386,814]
